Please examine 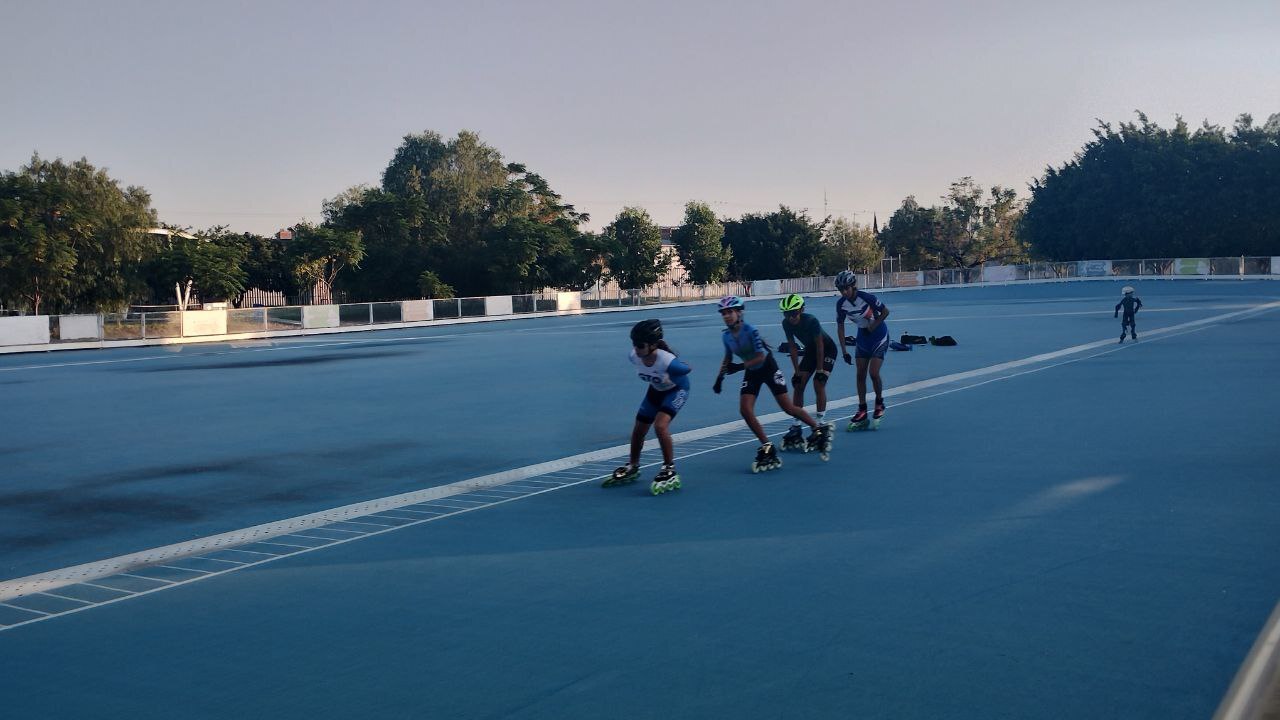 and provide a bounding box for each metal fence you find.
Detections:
[4,256,1276,347]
